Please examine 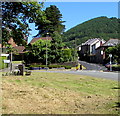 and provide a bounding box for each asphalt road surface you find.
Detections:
[33,70,119,81]
[78,60,107,71]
